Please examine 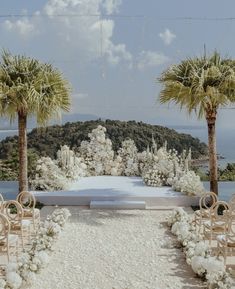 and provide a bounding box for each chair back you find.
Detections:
[3,200,24,227]
[0,194,4,212]
[0,213,10,245]
[229,194,235,210]
[17,191,36,210]
[199,191,218,211]
[210,200,232,229]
